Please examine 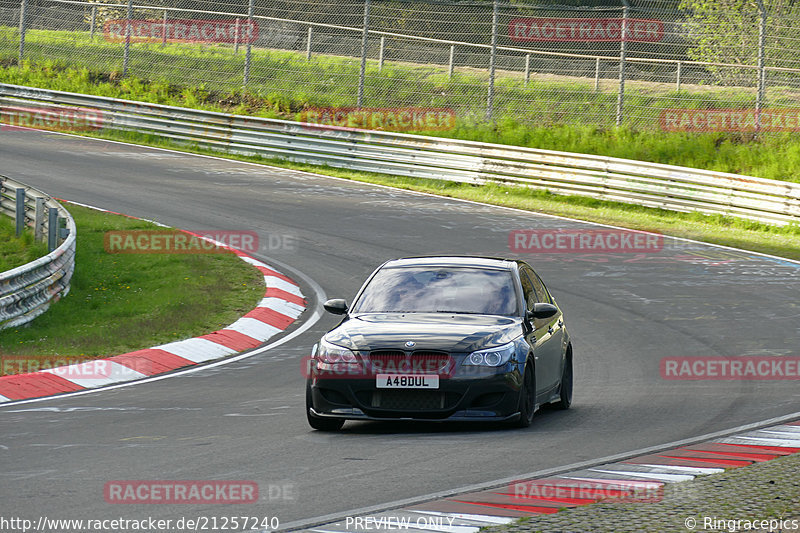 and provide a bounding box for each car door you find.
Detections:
[520,266,562,395]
